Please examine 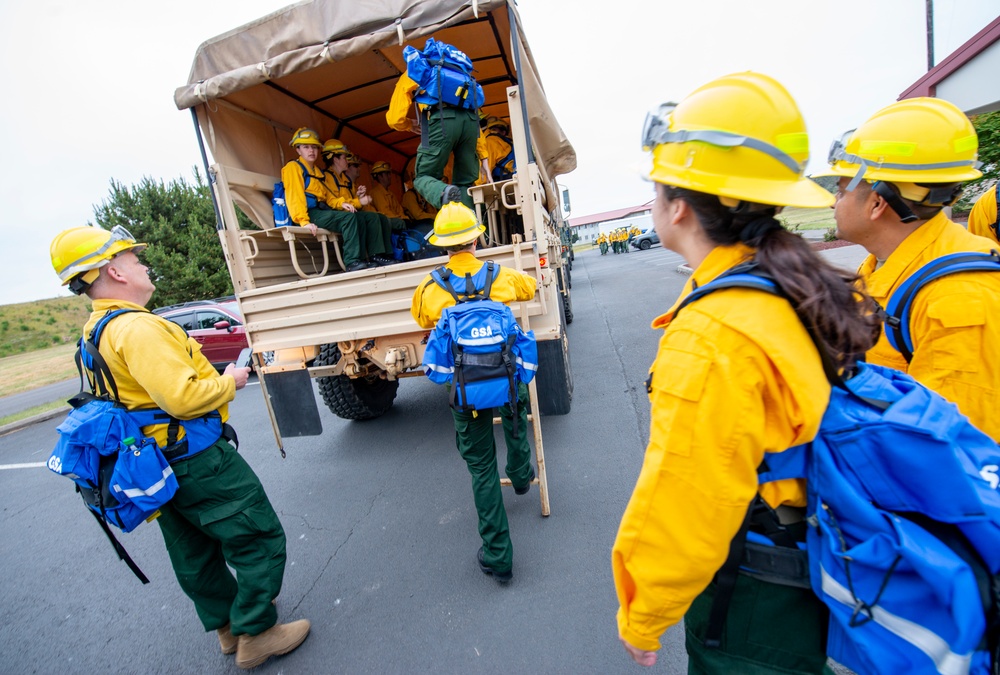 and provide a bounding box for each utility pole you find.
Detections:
[926,0,935,71]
